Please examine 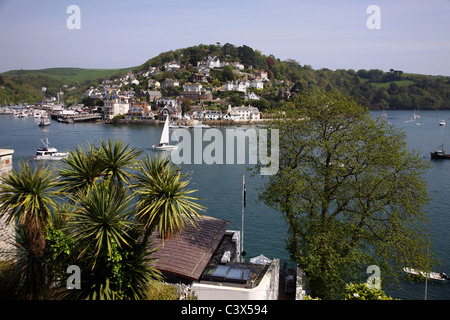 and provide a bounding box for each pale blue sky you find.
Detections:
[0,0,449,75]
